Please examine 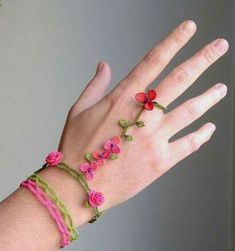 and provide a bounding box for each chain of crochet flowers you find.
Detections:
[27,173,79,241]
[43,89,167,223]
[20,179,70,248]
[57,162,104,220]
